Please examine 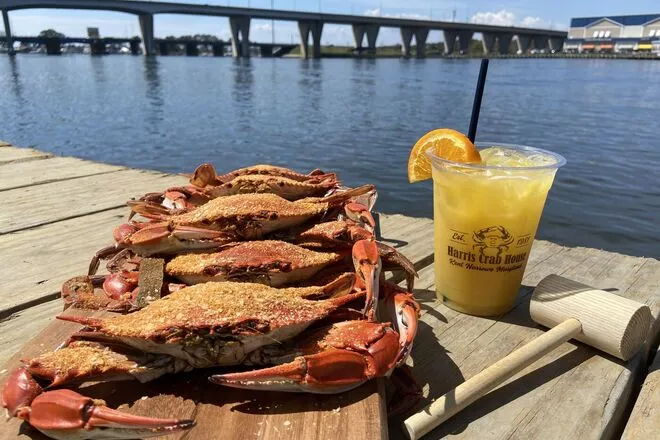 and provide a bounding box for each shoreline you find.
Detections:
[3,50,658,60]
